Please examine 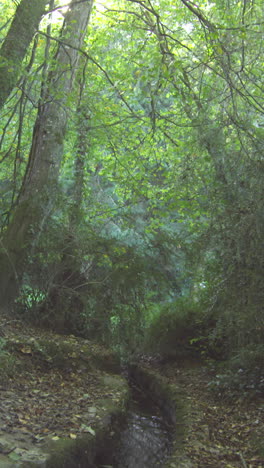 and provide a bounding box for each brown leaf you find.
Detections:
[20,346,32,354]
